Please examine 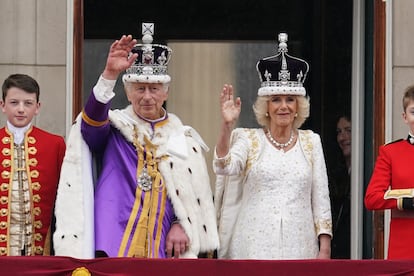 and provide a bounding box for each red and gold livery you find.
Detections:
[0,126,65,256]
